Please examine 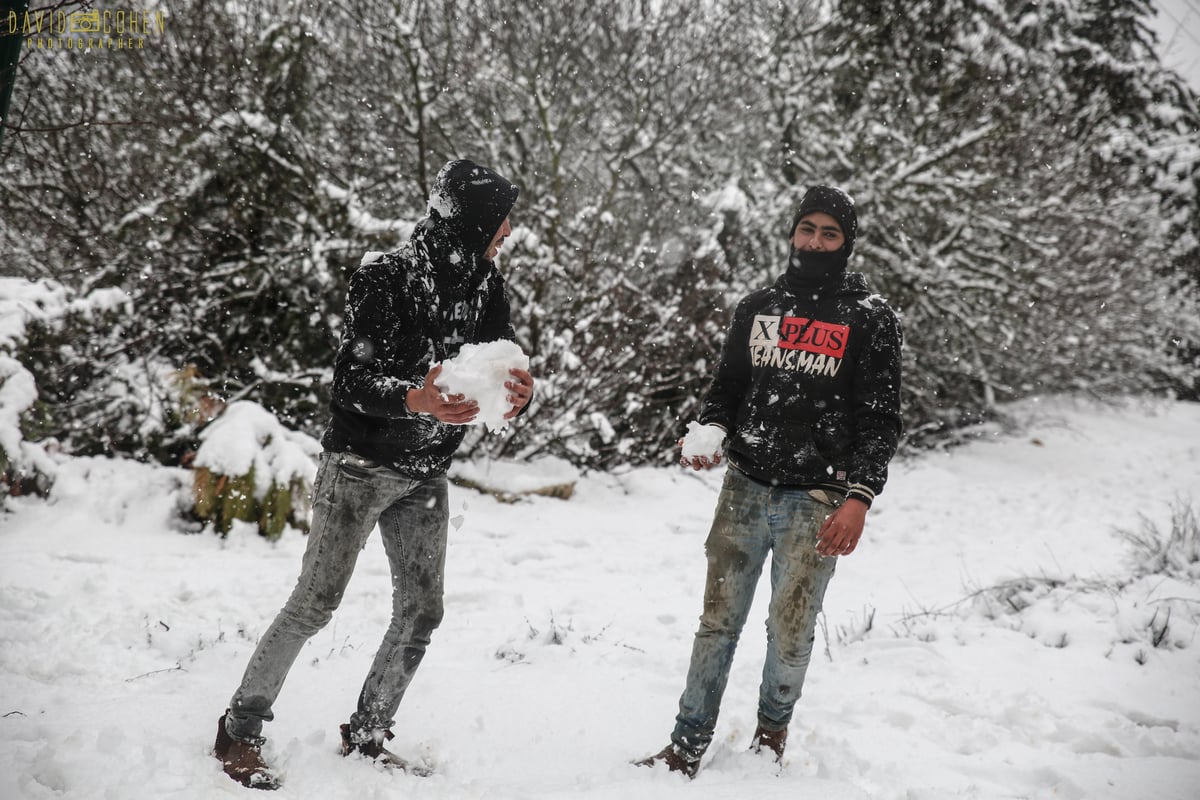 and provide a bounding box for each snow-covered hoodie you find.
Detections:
[321,160,521,479]
[698,270,902,504]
